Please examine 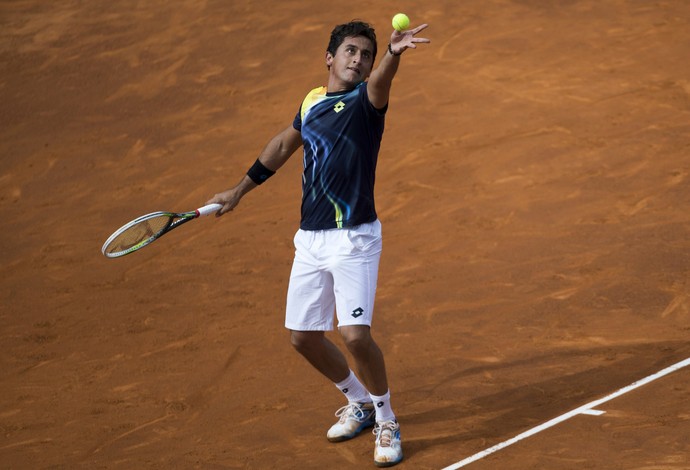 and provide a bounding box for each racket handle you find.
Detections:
[196,203,223,217]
